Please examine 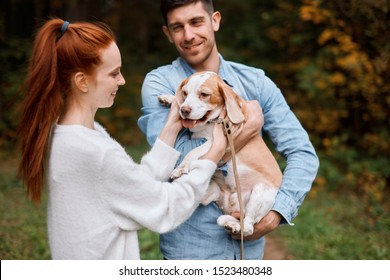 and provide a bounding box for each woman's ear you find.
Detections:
[73,72,88,93]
